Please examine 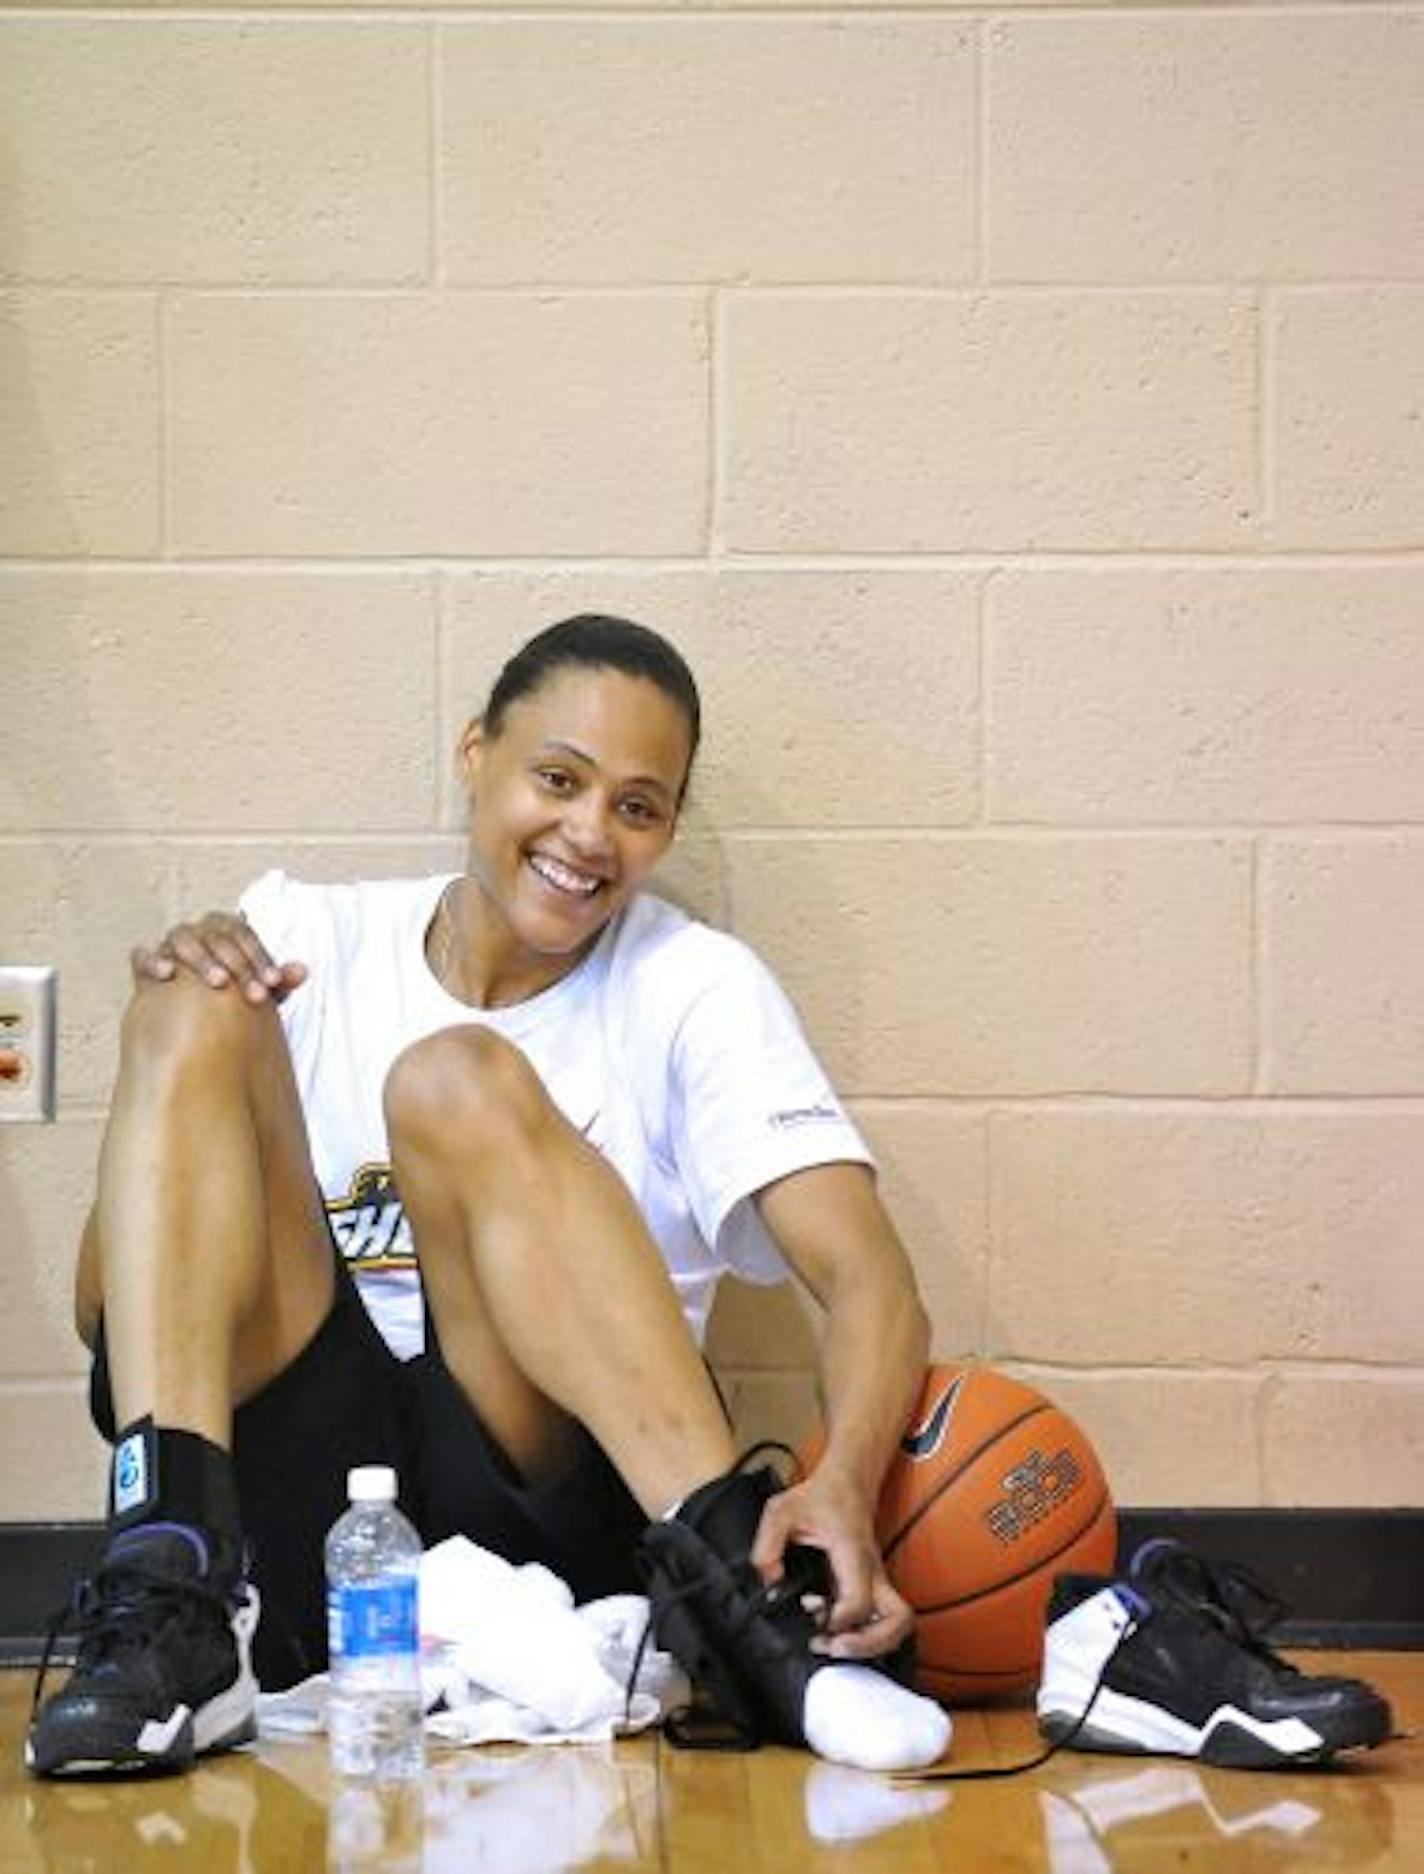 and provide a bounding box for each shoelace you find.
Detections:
[1141,1543,1410,1751]
[891,1612,1141,1784]
[1134,1542,1293,1663]
[625,1442,830,1748]
[632,1567,764,1749]
[30,1554,230,1723]
[642,1526,1142,1776]
[634,1539,833,1745]
[902,1541,1323,1784]
[625,1454,1153,1777]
